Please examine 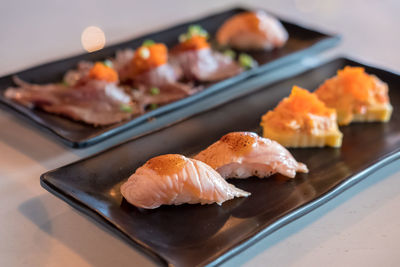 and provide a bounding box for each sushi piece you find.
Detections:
[63,61,94,86]
[113,47,180,88]
[120,154,250,209]
[63,60,118,87]
[4,62,139,126]
[315,66,393,125]
[216,11,288,51]
[112,49,135,82]
[194,132,308,179]
[129,41,183,87]
[116,41,197,110]
[261,86,343,148]
[170,25,242,82]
